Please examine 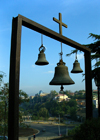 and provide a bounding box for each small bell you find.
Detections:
[35,44,49,65]
[71,52,83,73]
[49,59,75,85]
[71,59,83,73]
[35,34,49,66]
